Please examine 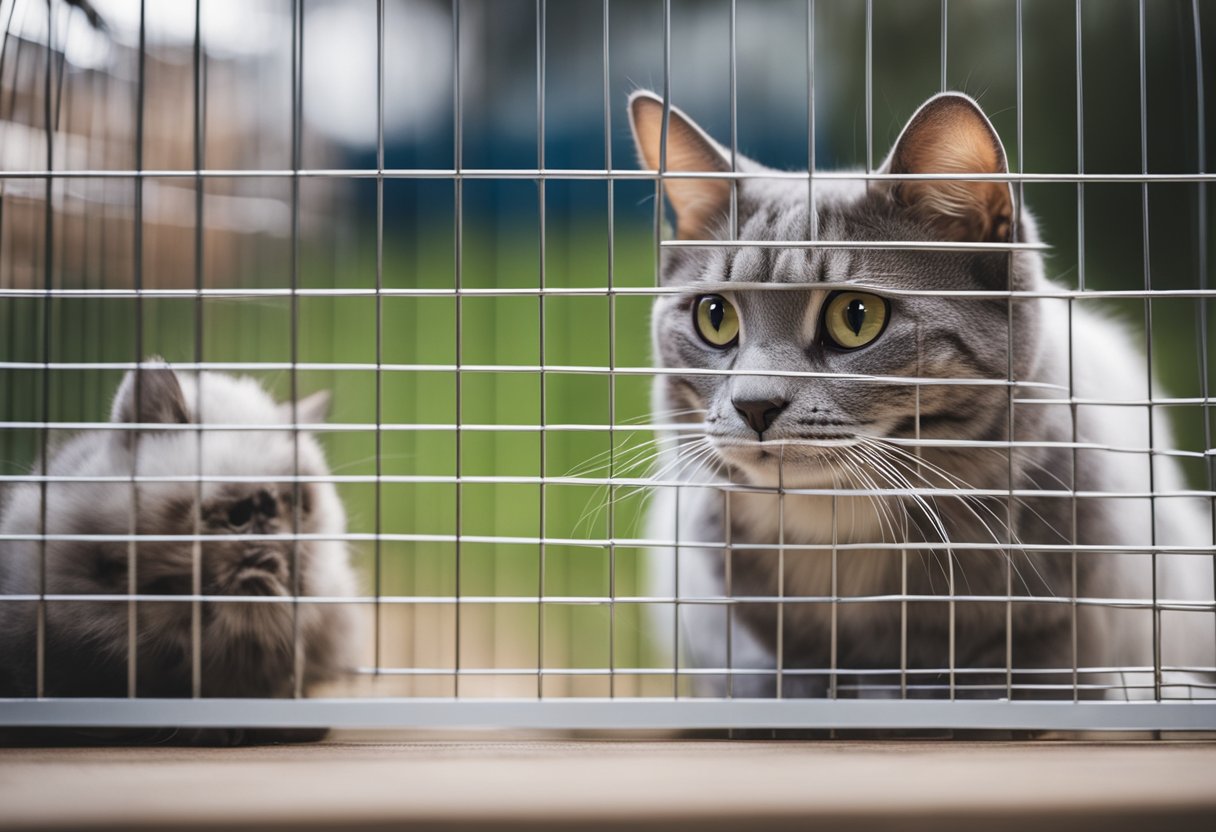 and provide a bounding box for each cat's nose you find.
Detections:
[733,397,788,437]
